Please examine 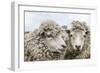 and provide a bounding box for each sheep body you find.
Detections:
[24,20,68,61]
